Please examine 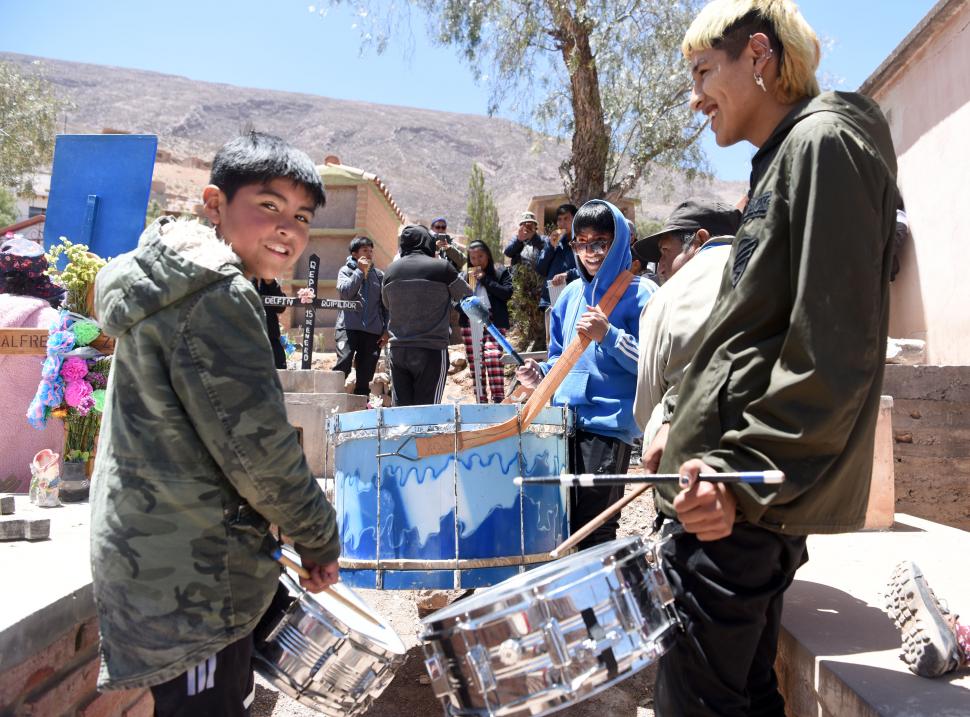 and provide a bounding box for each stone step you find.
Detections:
[777,514,970,716]
[277,368,346,394]
[282,393,368,477]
